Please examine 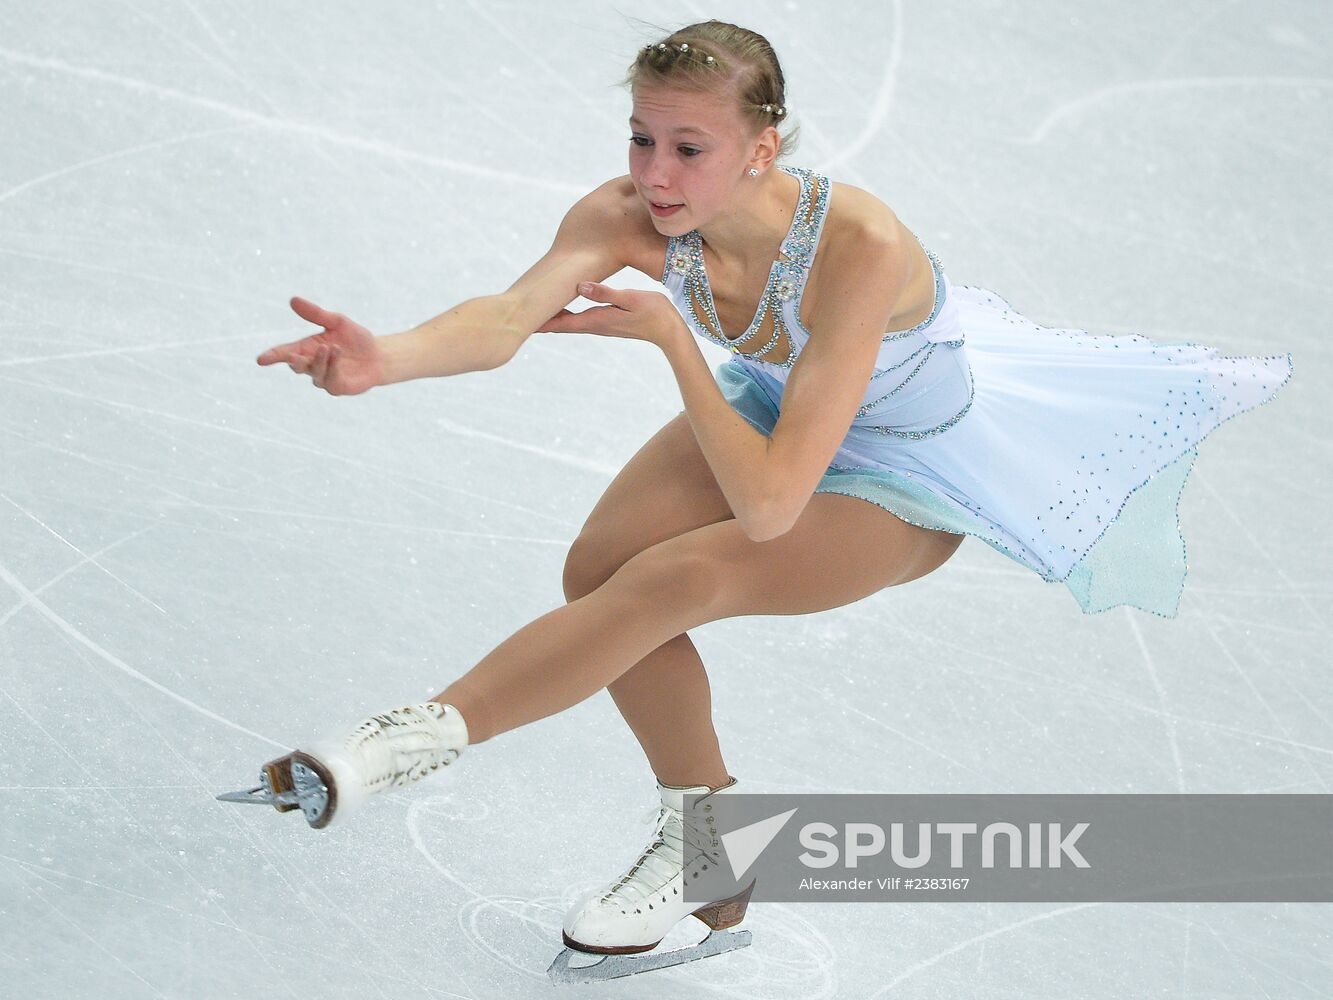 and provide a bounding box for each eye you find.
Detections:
[628,136,702,157]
